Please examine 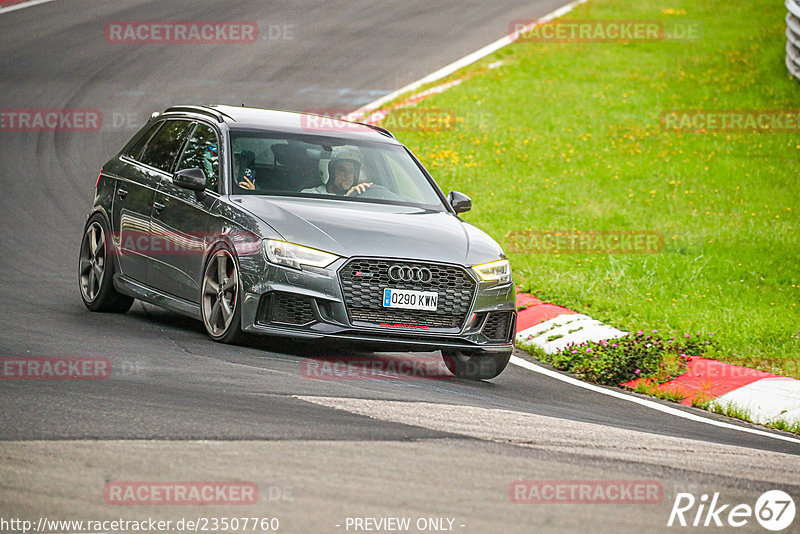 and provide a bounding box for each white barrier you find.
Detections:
[787,0,800,79]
